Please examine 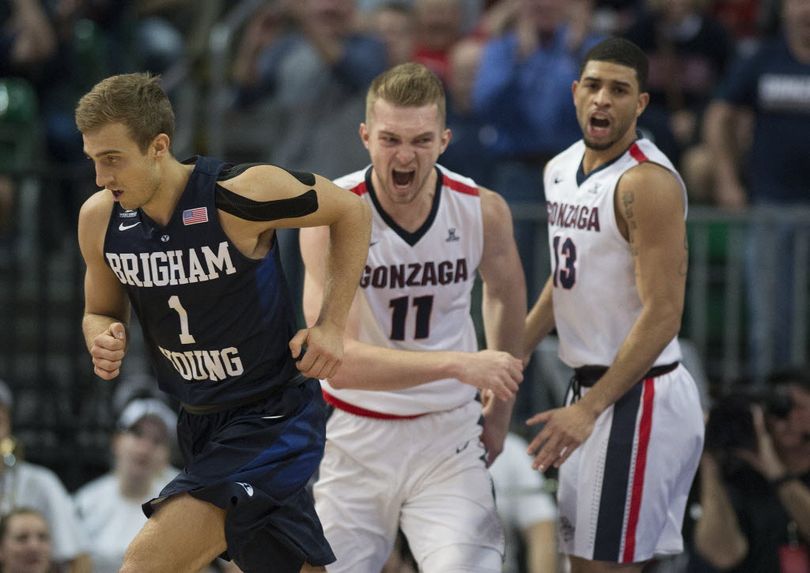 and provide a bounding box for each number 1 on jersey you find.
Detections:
[168,295,196,344]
